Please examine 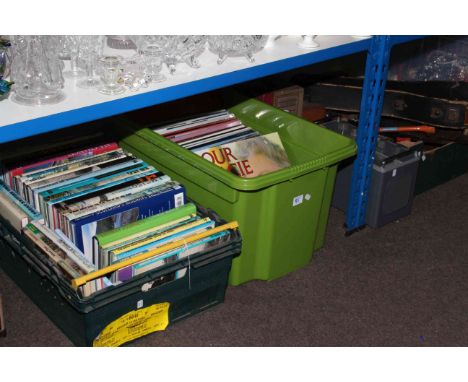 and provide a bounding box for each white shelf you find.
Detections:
[0,35,372,143]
